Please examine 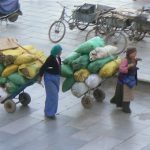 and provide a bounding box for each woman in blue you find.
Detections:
[39,44,62,119]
